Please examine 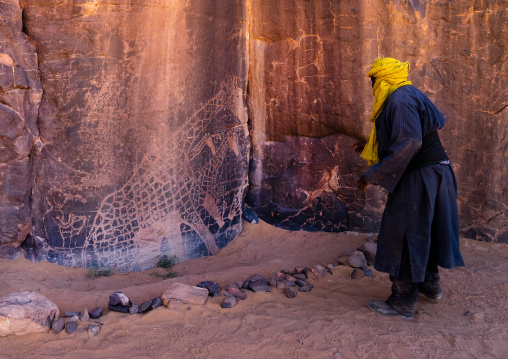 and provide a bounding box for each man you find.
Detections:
[356,57,464,319]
